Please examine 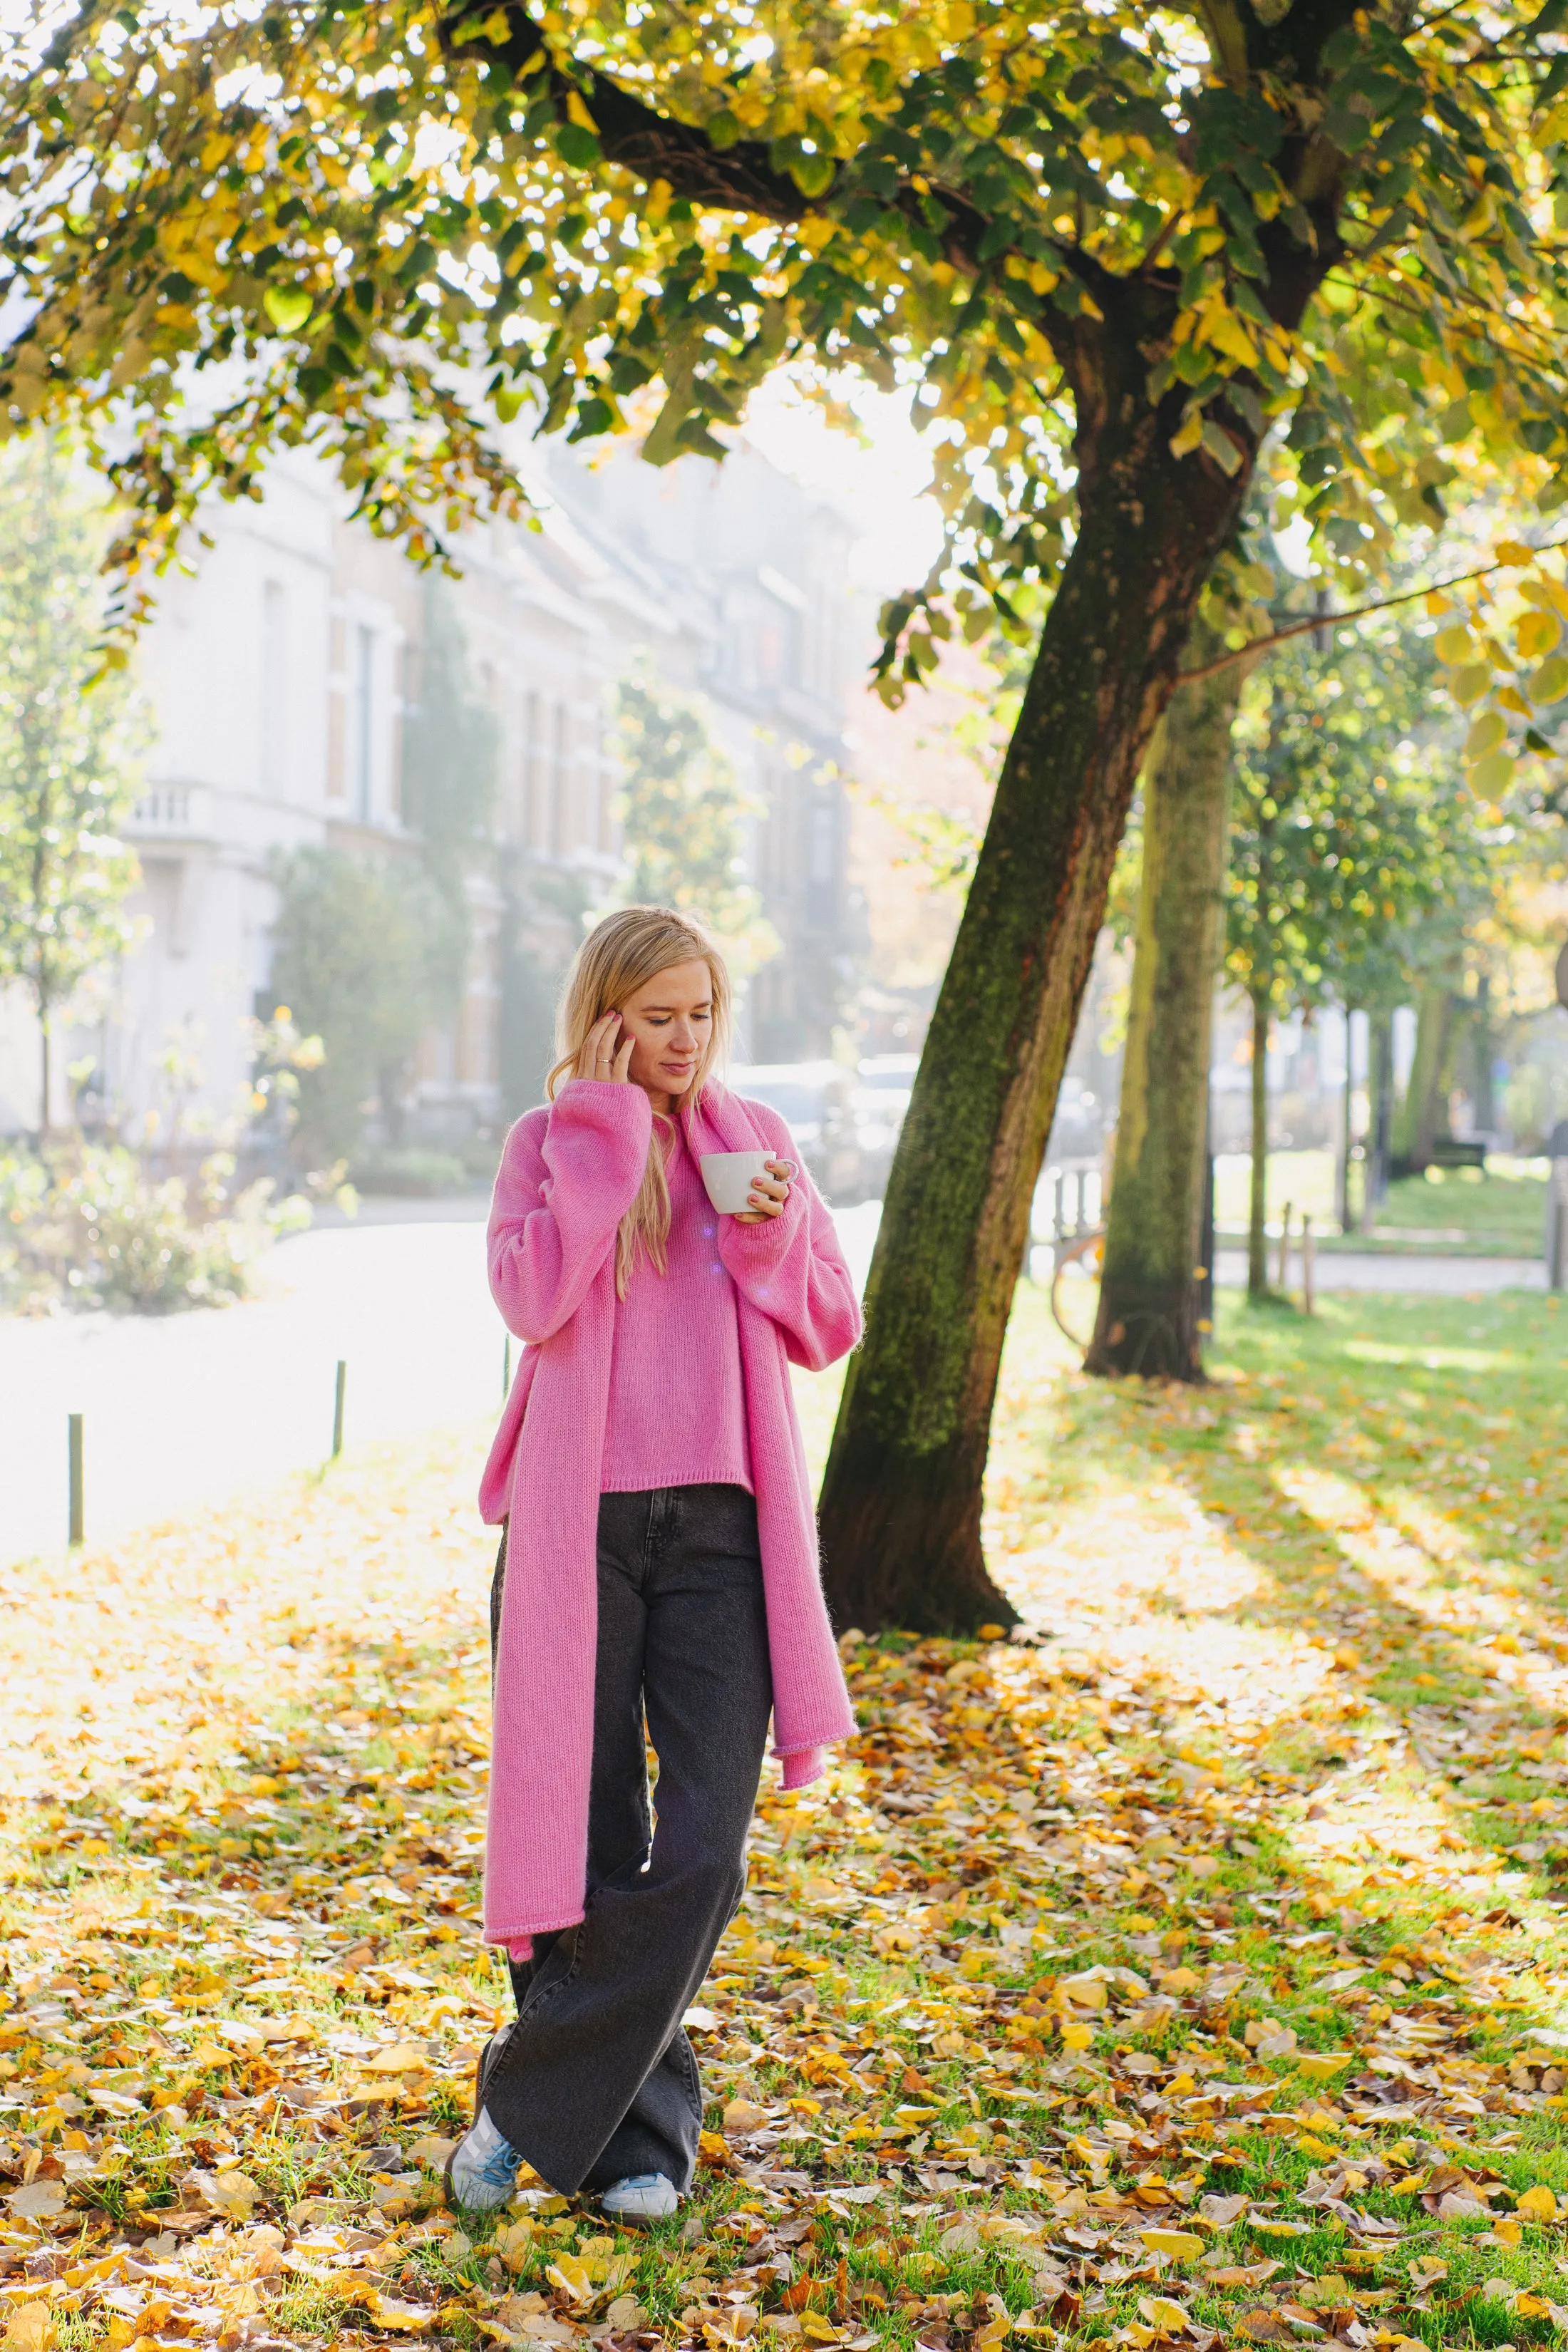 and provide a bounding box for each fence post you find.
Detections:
[68,1414,83,1548]
[1303,1214,1316,1316]
[1276,1202,1293,1292]
[1550,1191,1565,1293]
[503,1334,512,1401]
[332,1360,346,1459]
